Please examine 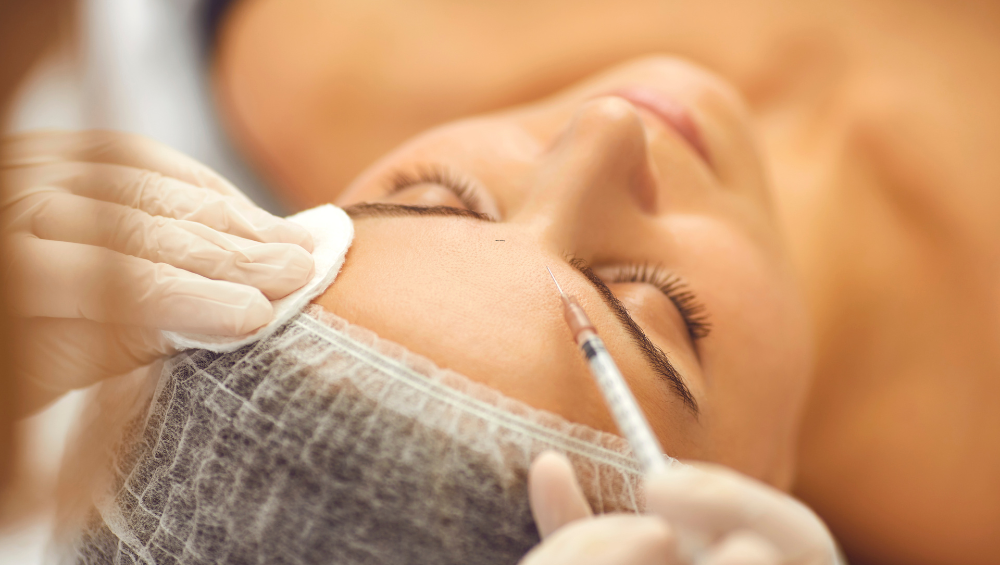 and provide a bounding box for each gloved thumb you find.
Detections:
[528,451,594,538]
